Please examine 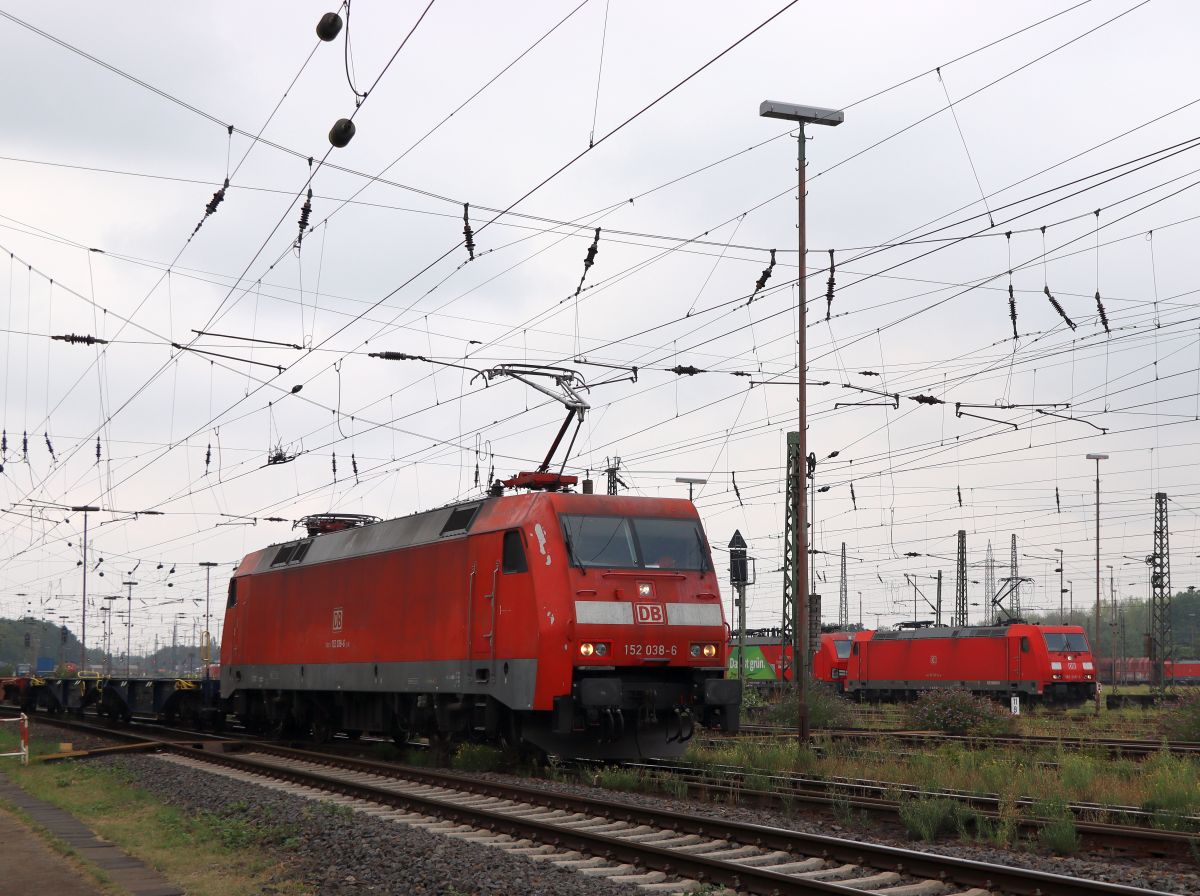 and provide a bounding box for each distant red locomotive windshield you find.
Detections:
[220,491,740,758]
